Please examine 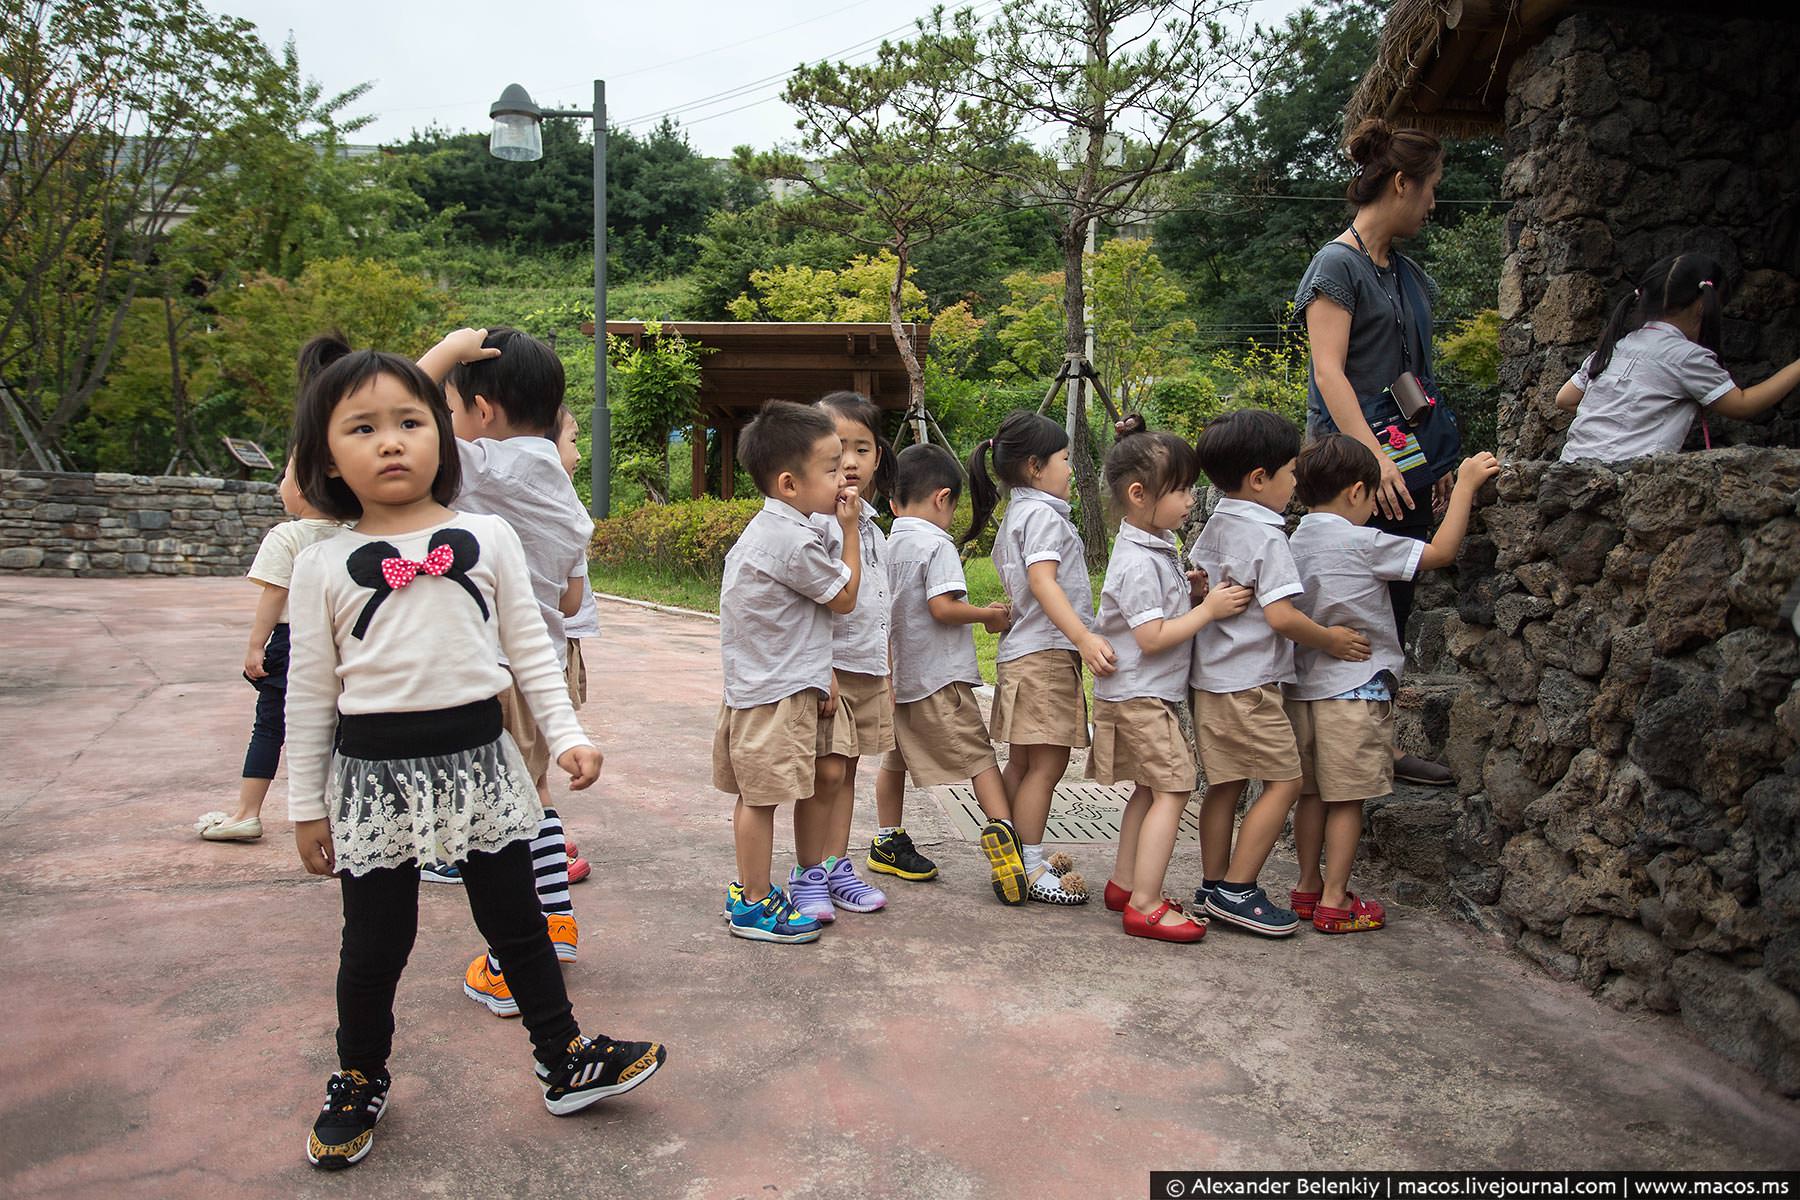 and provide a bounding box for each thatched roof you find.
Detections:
[1346,0,1794,139]
[1344,0,1575,139]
